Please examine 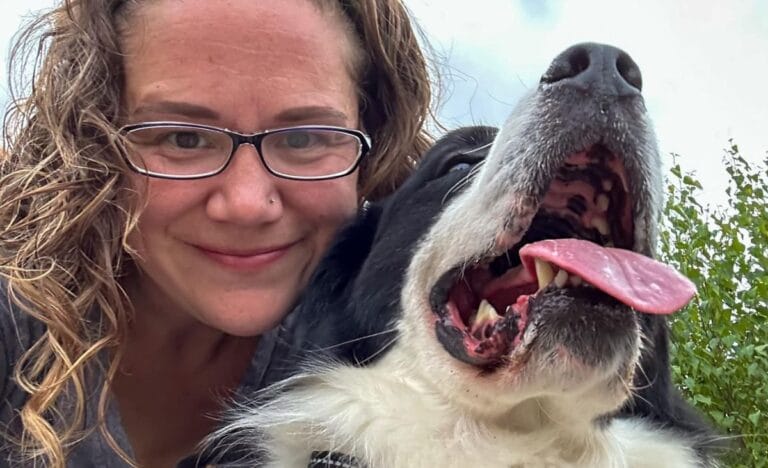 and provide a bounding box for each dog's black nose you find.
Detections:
[540,43,642,96]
